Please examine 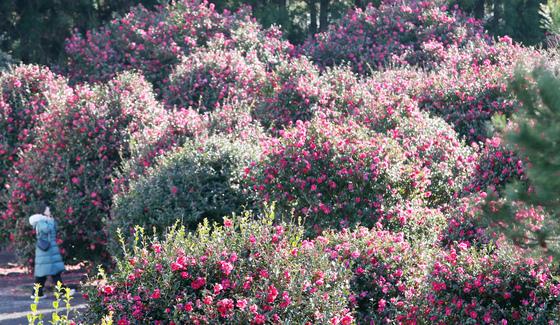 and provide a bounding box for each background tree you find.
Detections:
[485,64,560,258]
[451,0,547,45]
